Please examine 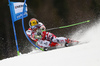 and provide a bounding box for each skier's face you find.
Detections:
[32,27,38,31]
